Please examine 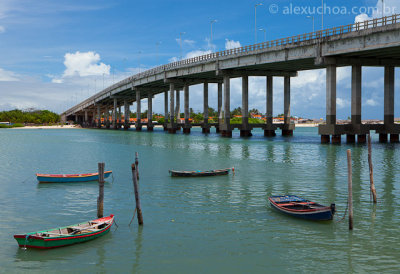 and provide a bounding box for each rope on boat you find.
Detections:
[336,198,349,223]
[128,208,137,226]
